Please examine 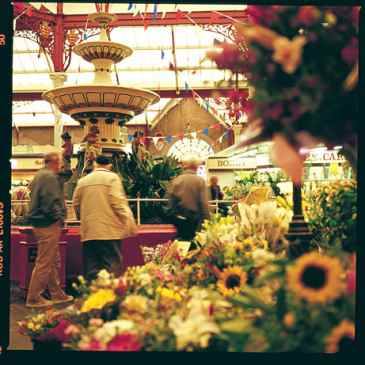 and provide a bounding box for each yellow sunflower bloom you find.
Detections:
[217,266,247,297]
[287,252,345,304]
[80,289,117,313]
[325,320,355,353]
